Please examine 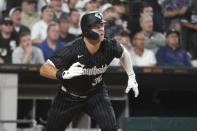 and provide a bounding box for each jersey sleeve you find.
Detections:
[110,39,124,58]
[49,45,73,69]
